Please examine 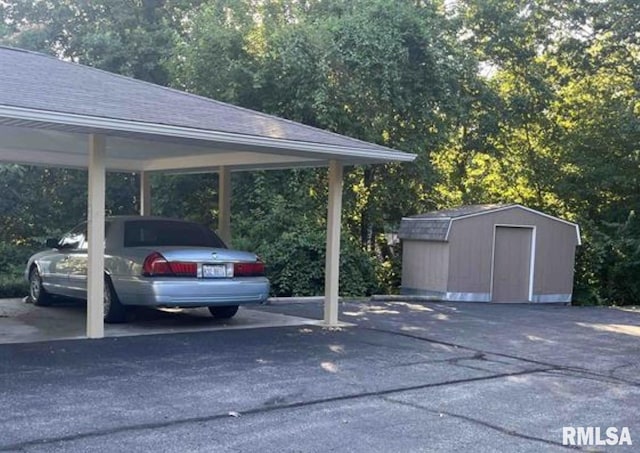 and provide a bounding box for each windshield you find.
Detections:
[124,220,226,248]
[58,221,111,250]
